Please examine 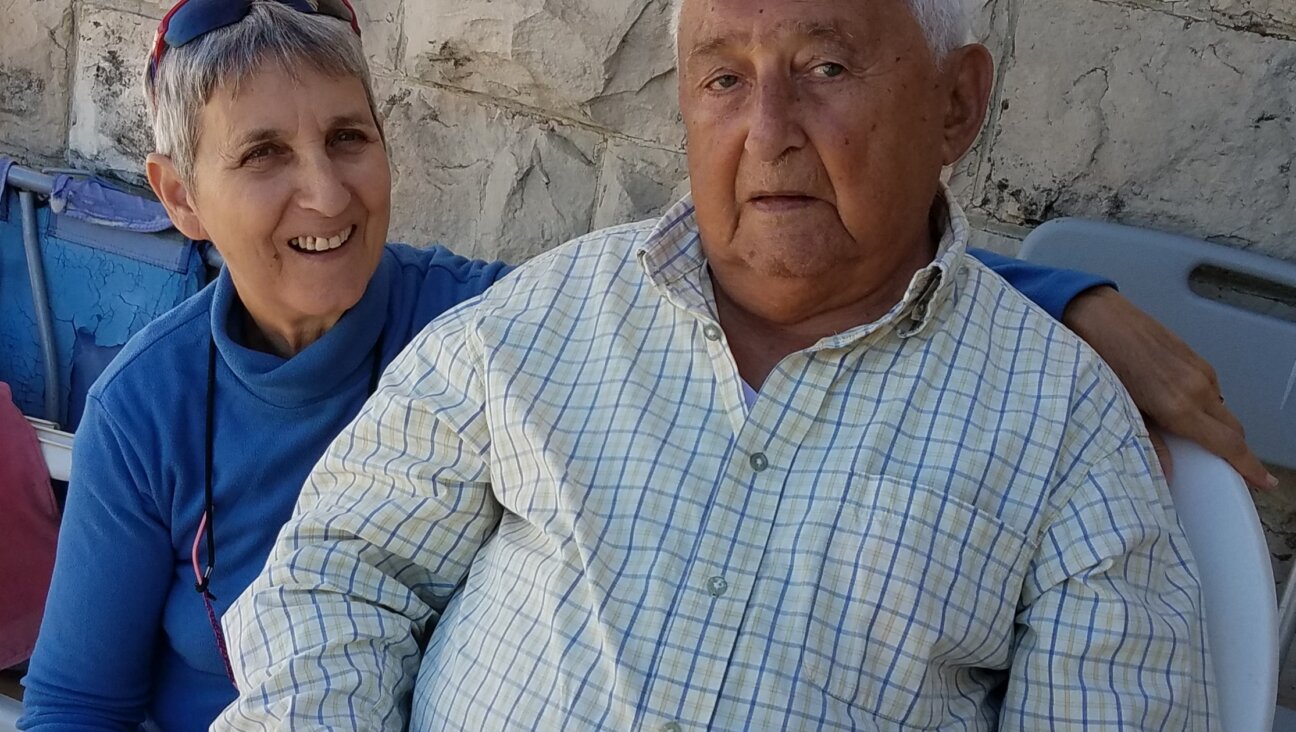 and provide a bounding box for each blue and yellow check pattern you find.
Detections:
[220,192,1215,731]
